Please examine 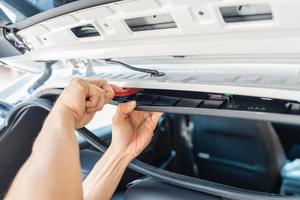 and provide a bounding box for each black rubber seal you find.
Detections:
[25,92,297,200]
